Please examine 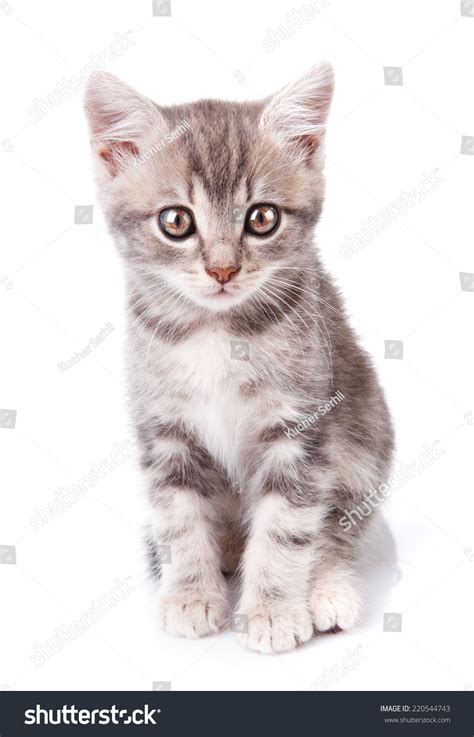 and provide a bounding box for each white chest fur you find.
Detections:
[157,329,257,476]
